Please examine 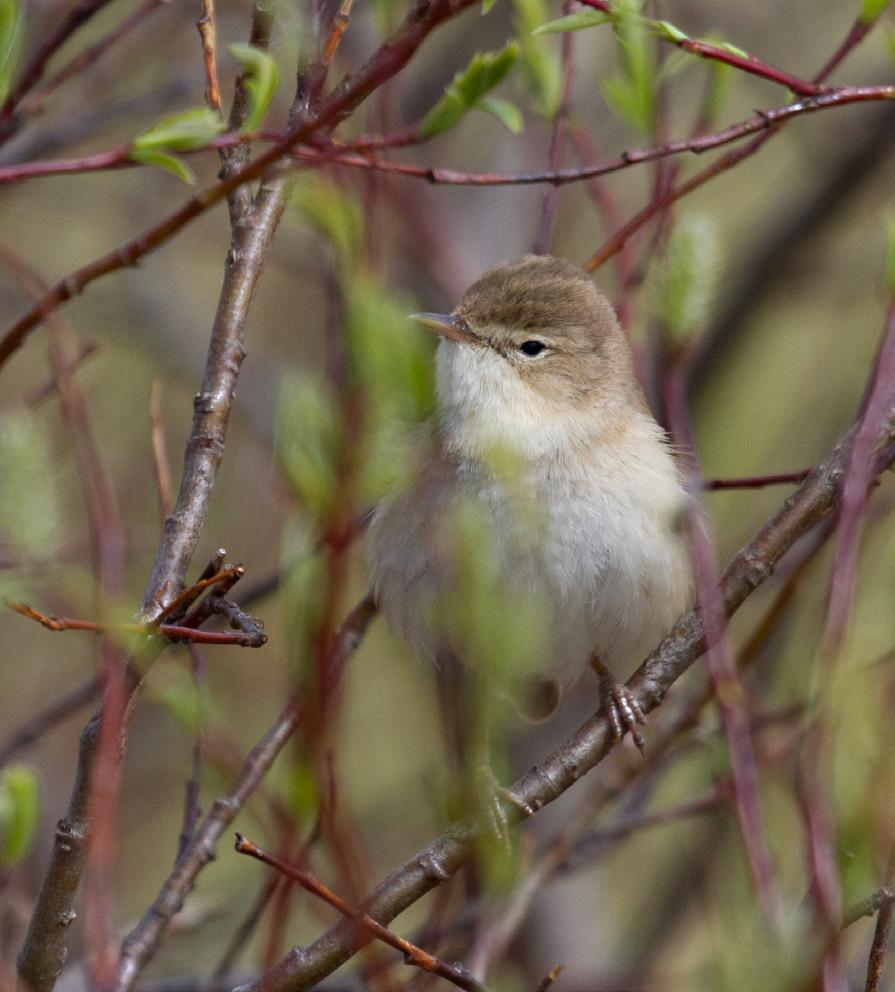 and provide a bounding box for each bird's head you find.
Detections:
[411,255,639,459]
